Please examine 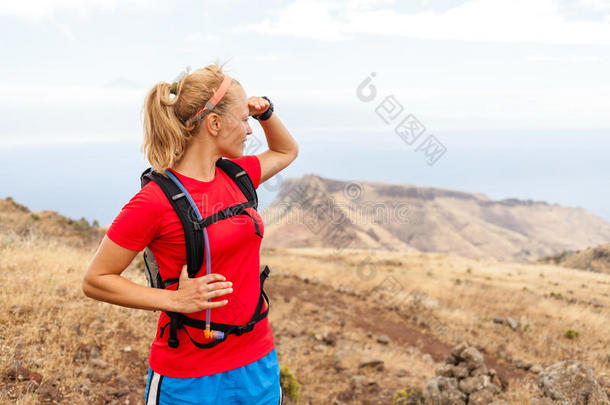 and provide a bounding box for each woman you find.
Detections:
[82,61,298,404]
